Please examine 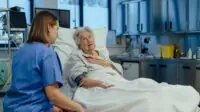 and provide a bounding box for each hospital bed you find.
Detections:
[53,27,118,81]
[53,27,200,112]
